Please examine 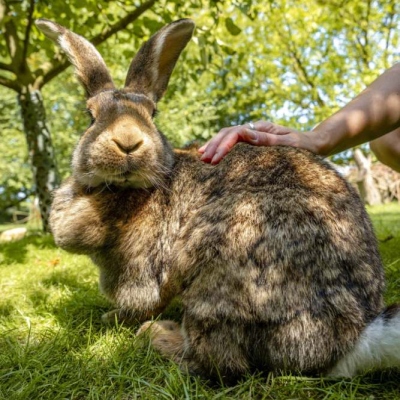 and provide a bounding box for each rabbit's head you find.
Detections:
[36,19,195,188]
